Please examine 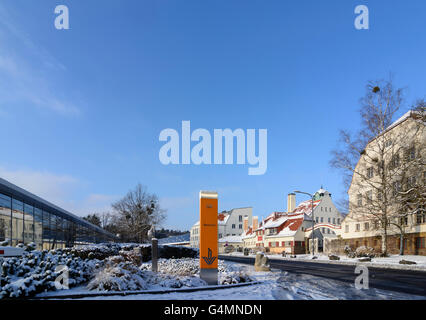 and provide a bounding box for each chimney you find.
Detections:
[287,193,296,212]
[252,216,258,231]
[243,216,249,232]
